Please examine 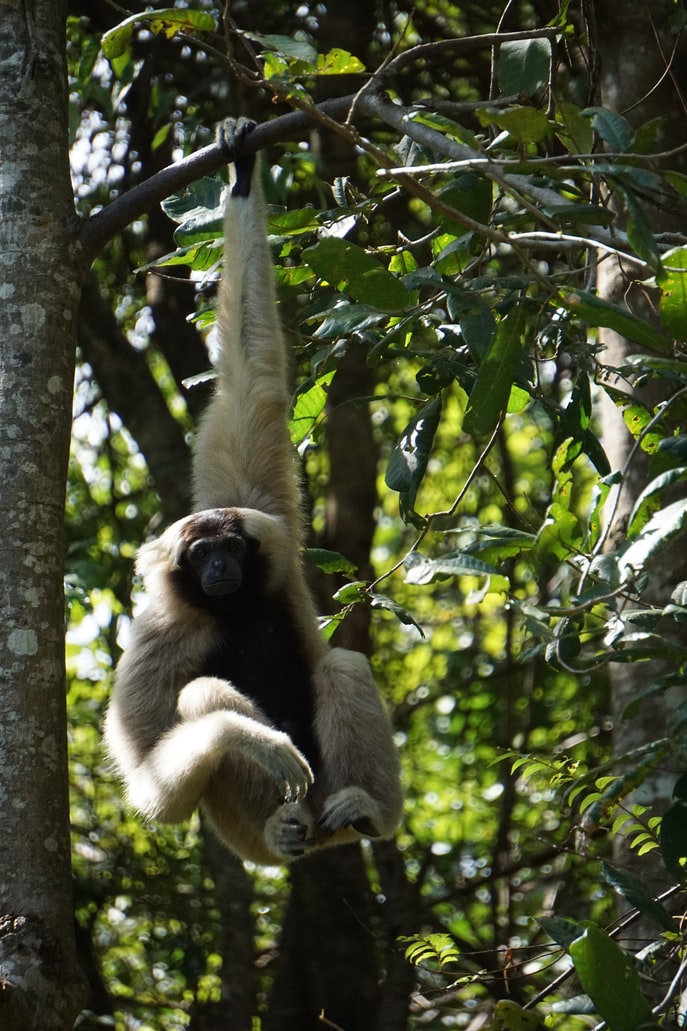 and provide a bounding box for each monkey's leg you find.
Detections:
[312,648,403,840]
[125,702,313,824]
